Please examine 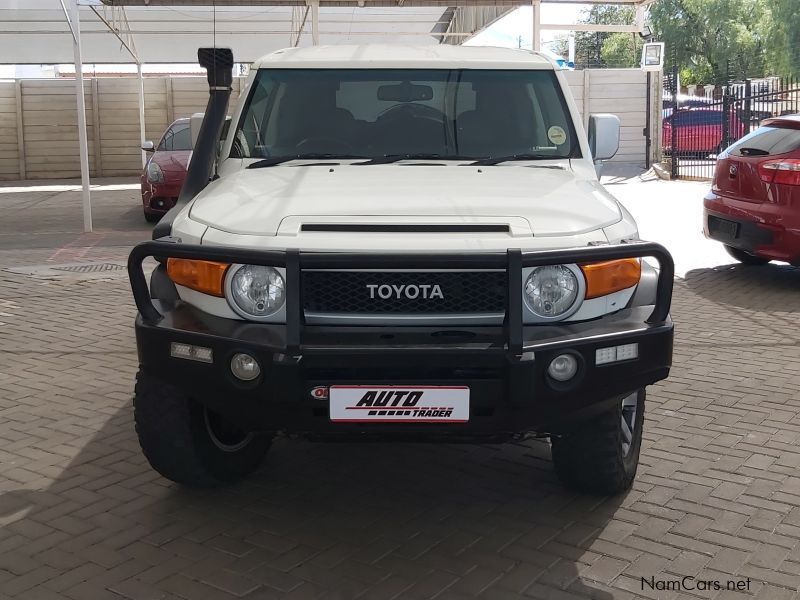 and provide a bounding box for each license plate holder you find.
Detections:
[709,216,739,240]
[329,386,469,423]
